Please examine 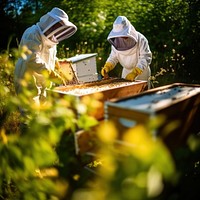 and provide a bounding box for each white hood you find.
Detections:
[37,7,77,42]
[107,16,138,51]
